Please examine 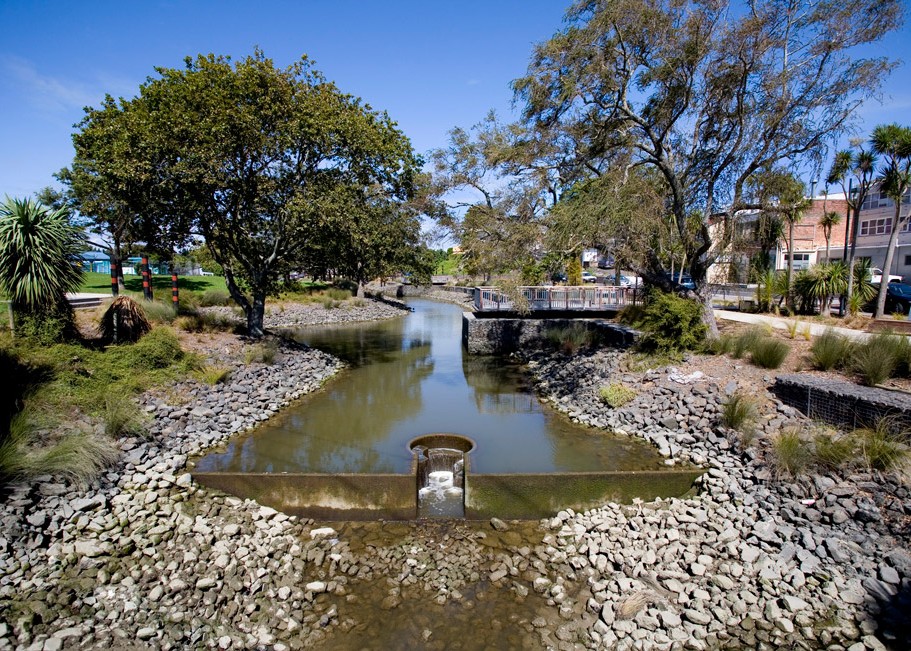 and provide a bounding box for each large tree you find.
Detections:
[72,52,420,335]
[512,0,903,332]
